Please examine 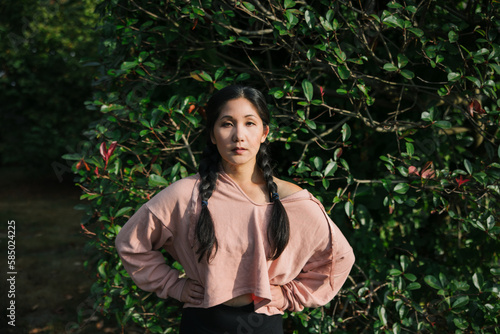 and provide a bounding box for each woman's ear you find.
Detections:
[210,132,216,145]
[261,125,270,143]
